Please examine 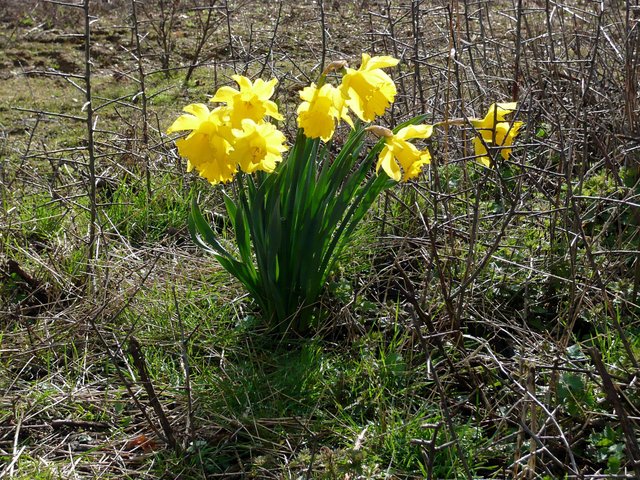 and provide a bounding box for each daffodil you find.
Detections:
[167,103,236,184]
[230,119,288,174]
[340,54,398,122]
[211,74,283,128]
[369,124,433,182]
[470,103,523,166]
[297,82,353,142]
